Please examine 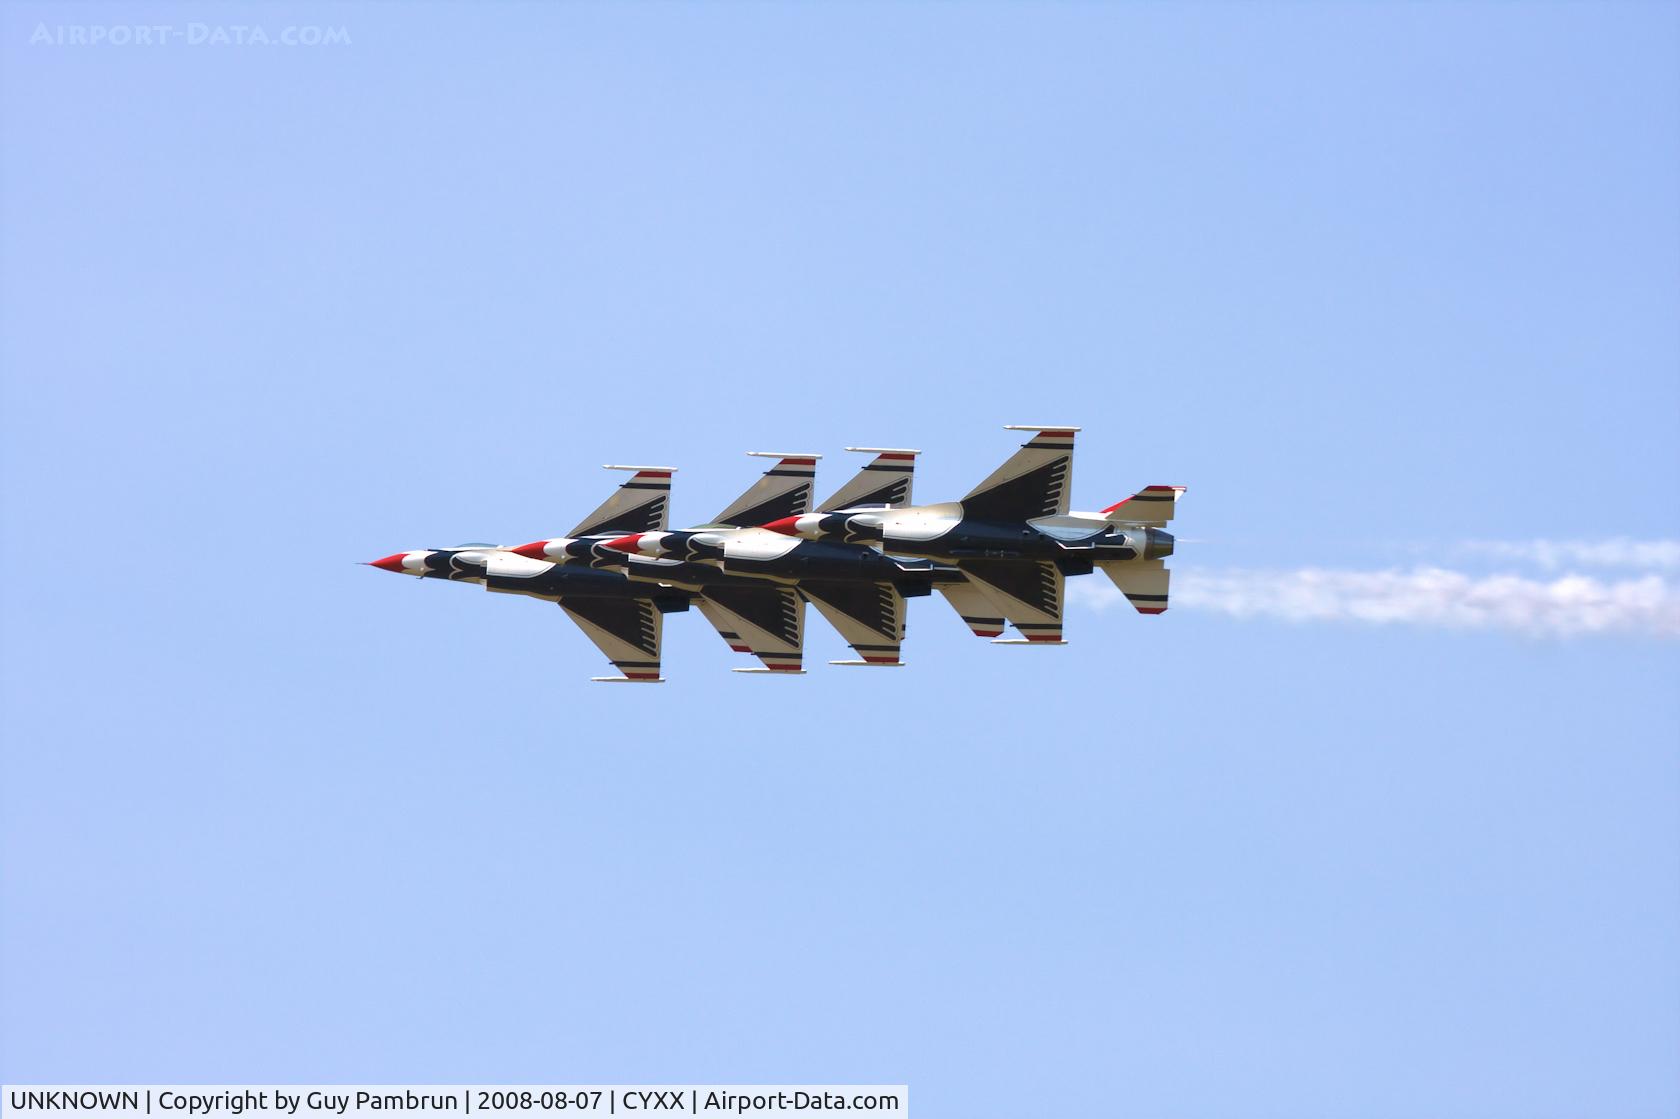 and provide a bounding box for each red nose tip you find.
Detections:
[511,540,550,559]
[367,552,409,572]
[602,534,644,554]
[761,516,800,536]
